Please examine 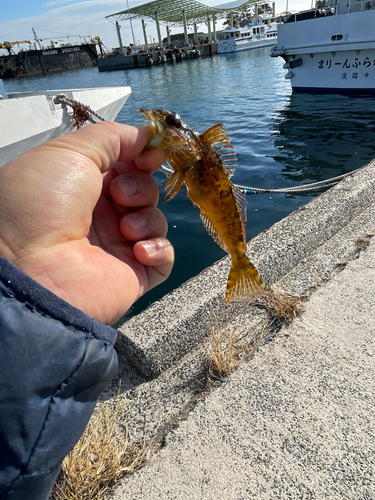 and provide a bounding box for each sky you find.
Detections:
[1,0,310,52]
